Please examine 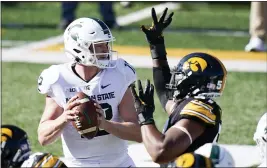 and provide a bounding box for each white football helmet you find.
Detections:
[253,113,267,162]
[63,17,117,68]
[195,143,235,167]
